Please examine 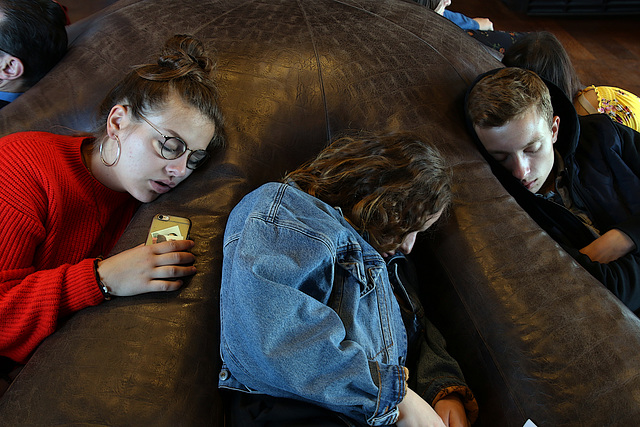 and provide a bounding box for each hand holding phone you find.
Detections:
[146,214,192,245]
[93,214,196,297]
